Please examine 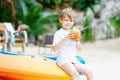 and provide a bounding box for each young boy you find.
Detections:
[52,8,93,80]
